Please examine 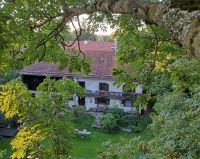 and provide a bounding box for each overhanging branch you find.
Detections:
[64,0,200,57]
